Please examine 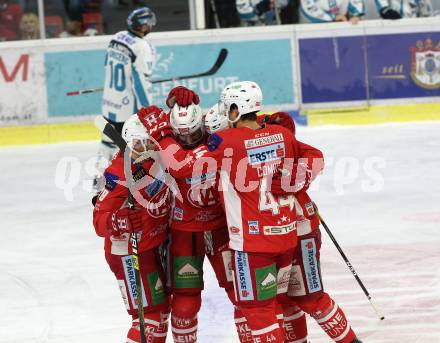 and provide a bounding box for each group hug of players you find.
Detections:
[92,82,363,343]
